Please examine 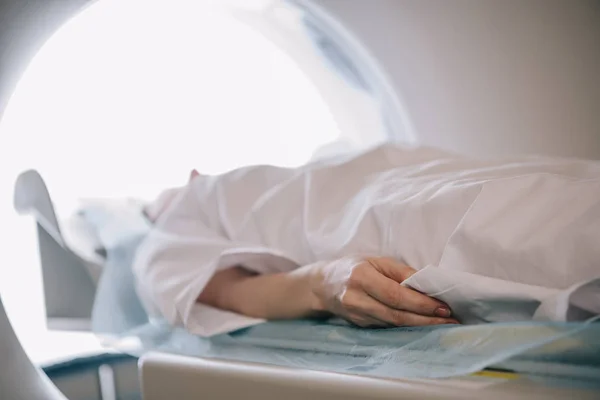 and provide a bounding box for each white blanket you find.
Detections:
[132,144,600,337]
